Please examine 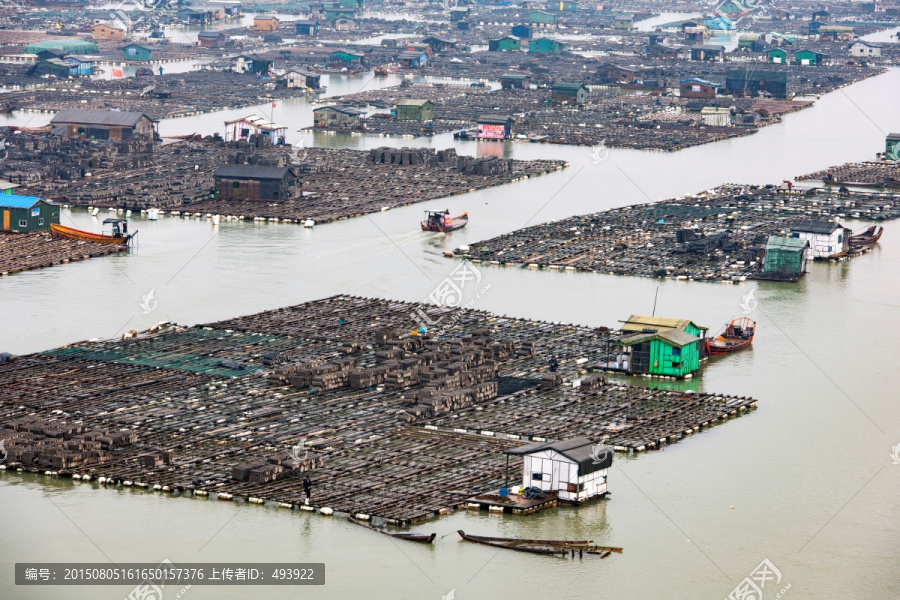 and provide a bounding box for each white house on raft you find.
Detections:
[790,219,850,259]
[505,436,612,503]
